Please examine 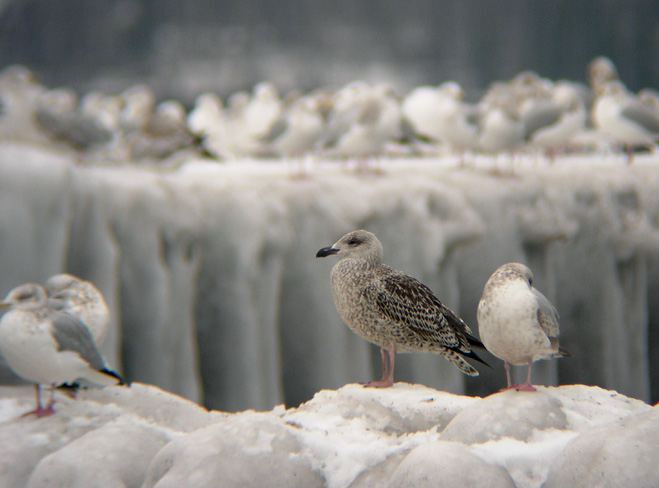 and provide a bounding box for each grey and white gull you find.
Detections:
[477,263,570,392]
[0,283,123,417]
[316,230,487,388]
[592,81,659,163]
[45,273,111,347]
